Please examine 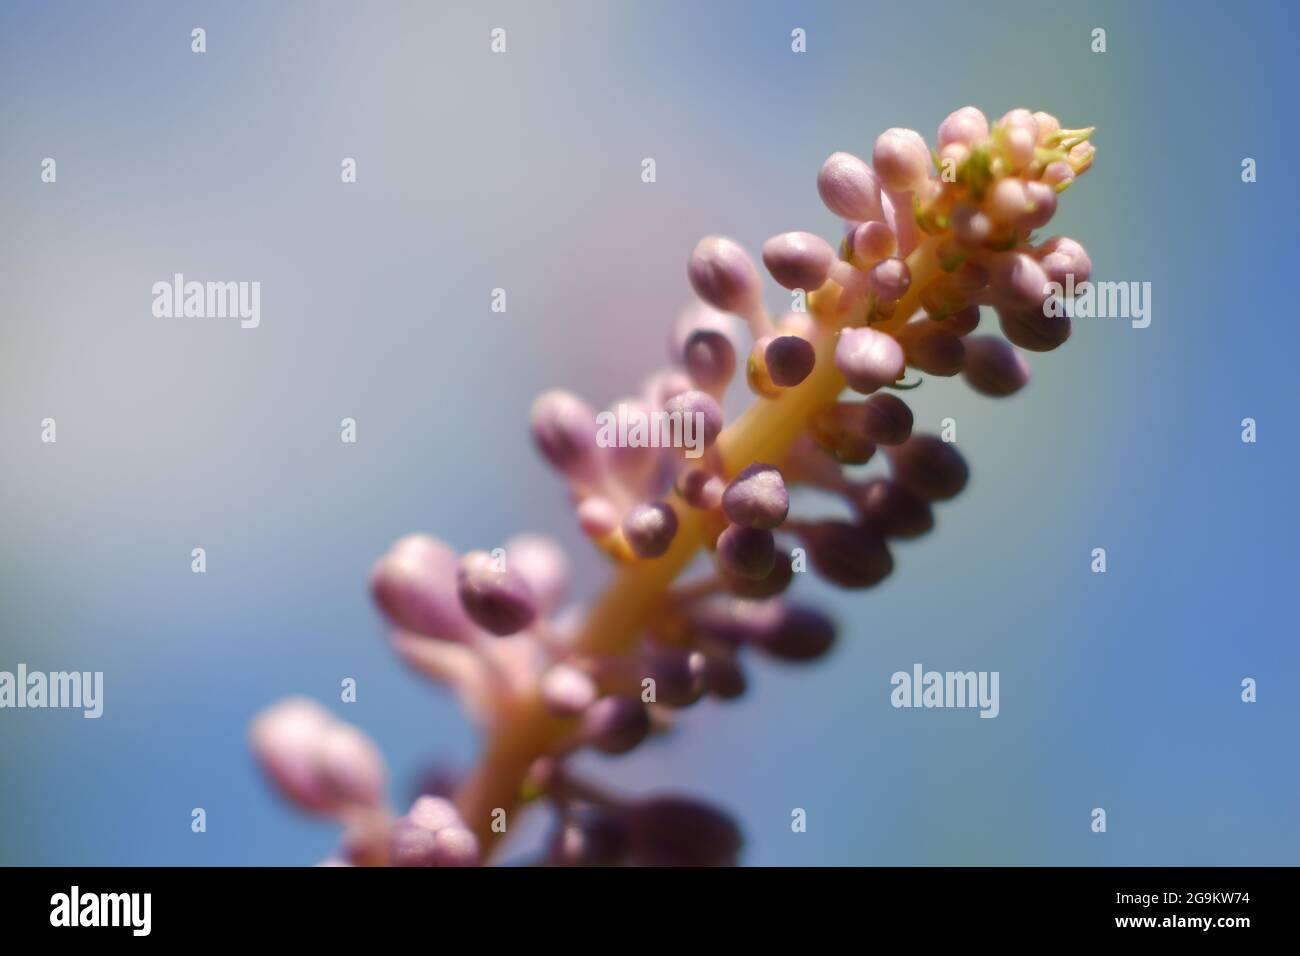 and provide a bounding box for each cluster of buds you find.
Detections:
[250,105,1095,866]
